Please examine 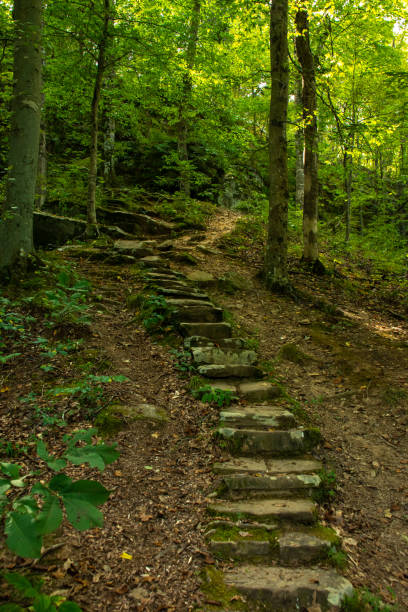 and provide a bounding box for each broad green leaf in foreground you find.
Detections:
[4,513,42,558]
